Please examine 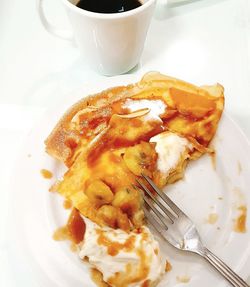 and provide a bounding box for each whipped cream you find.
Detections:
[79,218,165,287]
[150,132,193,175]
[123,99,166,122]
